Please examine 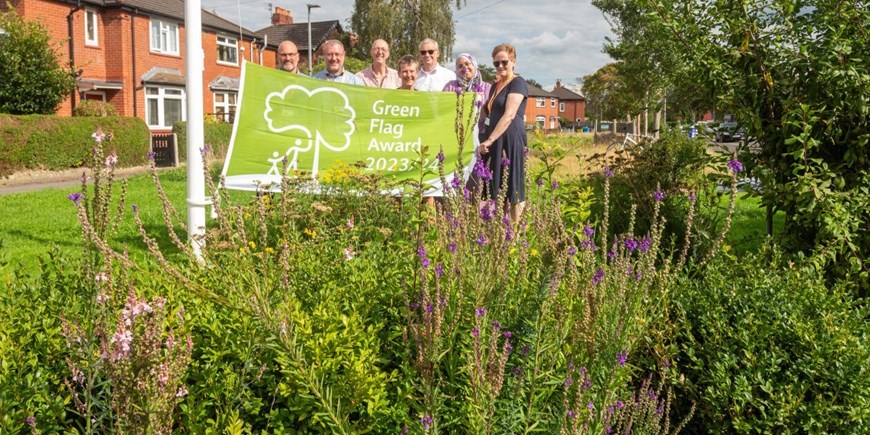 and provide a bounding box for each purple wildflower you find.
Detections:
[603,166,614,178]
[587,402,595,410]
[471,327,480,337]
[536,178,544,188]
[564,376,574,387]
[503,330,512,339]
[655,405,664,415]
[513,366,522,375]
[147,151,156,161]
[476,233,488,246]
[451,175,462,190]
[616,351,628,367]
[474,160,492,181]
[727,158,743,174]
[583,224,595,238]
[520,345,530,355]
[567,410,575,418]
[463,187,471,202]
[25,417,36,425]
[67,192,83,205]
[448,242,457,253]
[425,303,433,313]
[436,151,445,163]
[654,189,665,202]
[131,204,139,213]
[421,415,433,430]
[417,244,430,269]
[435,263,445,278]
[552,181,559,190]
[202,145,212,154]
[689,191,696,202]
[568,246,577,256]
[592,268,605,285]
[607,247,616,259]
[616,400,625,408]
[638,237,652,253]
[475,307,487,317]
[502,156,511,166]
[624,238,639,253]
[491,321,502,330]
[480,204,494,222]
